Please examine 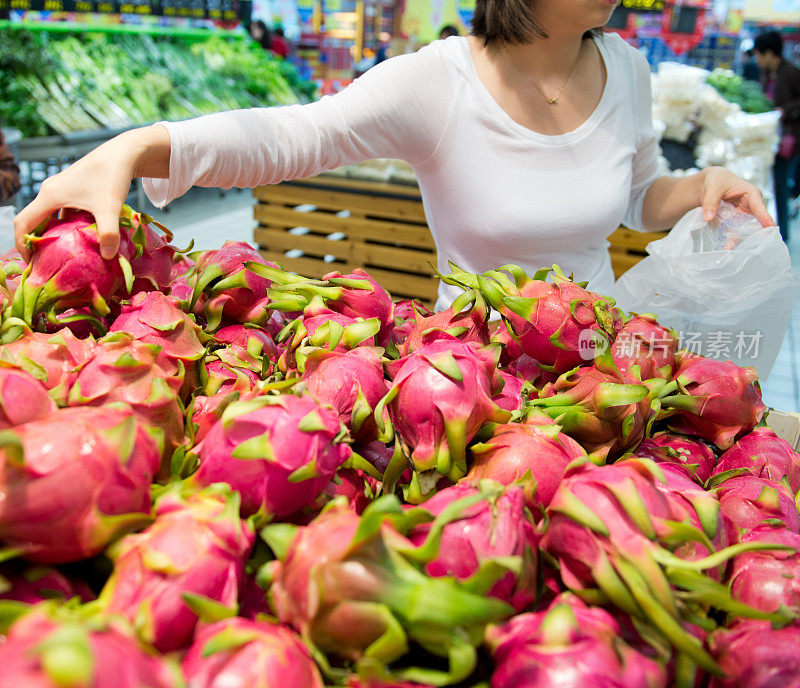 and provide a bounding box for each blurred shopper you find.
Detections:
[438,24,459,40]
[754,31,800,240]
[0,128,21,206]
[742,49,760,82]
[249,20,272,51]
